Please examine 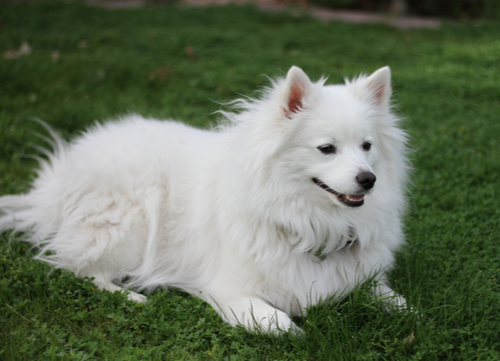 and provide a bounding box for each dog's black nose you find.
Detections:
[356,172,376,190]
